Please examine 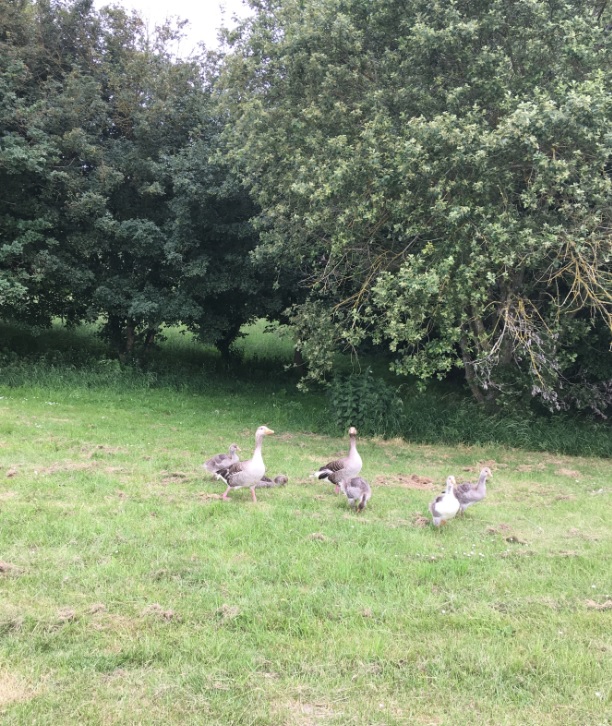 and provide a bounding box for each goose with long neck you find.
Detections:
[429,476,460,526]
[454,467,492,514]
[313,426,362,493]
[215,426,274,502]
[203,443,241,475]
